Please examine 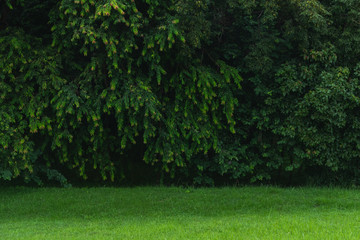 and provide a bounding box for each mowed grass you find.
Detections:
[1,187,360,239]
